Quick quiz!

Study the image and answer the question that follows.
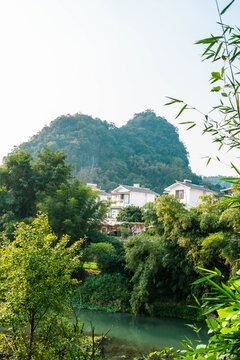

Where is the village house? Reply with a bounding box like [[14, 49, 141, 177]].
[[164, 179, 217, 208], [87, 183, 111, 202], [110, 184, 159, 219]]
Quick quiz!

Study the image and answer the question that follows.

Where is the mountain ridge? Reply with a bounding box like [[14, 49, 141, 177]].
[[18, 110, 201, 193]]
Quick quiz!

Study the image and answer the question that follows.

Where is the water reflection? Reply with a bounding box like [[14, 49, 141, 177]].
[[78, 309, 208, 350]]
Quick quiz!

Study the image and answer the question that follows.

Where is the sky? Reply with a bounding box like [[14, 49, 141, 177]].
[[0, 0, 239, 176]]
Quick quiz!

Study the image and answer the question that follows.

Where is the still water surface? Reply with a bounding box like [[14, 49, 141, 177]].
[[79, 309, 208, 353]]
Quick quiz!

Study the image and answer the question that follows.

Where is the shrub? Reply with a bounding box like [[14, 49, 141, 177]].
[[80, 273, 131, 312]]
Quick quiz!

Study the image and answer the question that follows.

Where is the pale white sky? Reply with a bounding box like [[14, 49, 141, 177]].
[[0, 0, 239, 176]]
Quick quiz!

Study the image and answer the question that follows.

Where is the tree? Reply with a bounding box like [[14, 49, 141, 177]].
[[0, 150, 37, 219], [0, 213, 91, 359], [37, 179, 108, 243], [141, 201, 163, 234], [0, 149, 107, 242], [116, 205, 143, 223], [84, 242, 116, 263], [34, 147, 73, 194], [0, 148, 73, 232], [155, 194, 187, 234], [124, 233, 164, 315]]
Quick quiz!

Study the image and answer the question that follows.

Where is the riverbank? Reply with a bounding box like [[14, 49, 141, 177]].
[[80, 301, 203, 322]]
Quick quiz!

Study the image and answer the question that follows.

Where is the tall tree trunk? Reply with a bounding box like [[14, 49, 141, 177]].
[[28, 315, 35, 360]]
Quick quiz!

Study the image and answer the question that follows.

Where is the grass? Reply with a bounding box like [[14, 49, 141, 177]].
[[83, 262, 100, 274], [83, 262, 99, 270]]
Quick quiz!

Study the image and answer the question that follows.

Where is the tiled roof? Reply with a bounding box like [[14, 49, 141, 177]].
[[166, 181, 217, 194], [117, 185, 159, 196], [98, 190, 111, 196]]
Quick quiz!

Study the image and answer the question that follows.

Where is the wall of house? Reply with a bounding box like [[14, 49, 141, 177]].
[[188, 189, 213, 208], [130, 192, 156, 207], [168, 184, 188, 205], [168, 185, 213, 208], [109, 187, 158, 222], [188, 189, 203, 208], [111, 193, 130, 206]]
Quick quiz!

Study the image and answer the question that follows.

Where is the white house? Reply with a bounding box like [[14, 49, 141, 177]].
[[110, 184, 159, 219], [86, 183, 111, 202], [164, 179, 217, 208]]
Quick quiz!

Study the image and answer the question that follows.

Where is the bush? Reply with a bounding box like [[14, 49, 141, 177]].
[[85, 231, 127, 274], [88, 230, 125, 255], [80, 273, 131, 312]]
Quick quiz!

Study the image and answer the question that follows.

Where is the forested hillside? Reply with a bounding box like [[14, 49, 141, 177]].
[[18, 110, 201, 193]]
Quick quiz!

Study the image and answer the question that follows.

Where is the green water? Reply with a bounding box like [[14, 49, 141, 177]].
[[79, 309, 208, 357]]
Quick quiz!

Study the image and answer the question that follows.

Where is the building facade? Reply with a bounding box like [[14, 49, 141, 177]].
[[164, 179, 217, 208], [110, 184, 159, 220]]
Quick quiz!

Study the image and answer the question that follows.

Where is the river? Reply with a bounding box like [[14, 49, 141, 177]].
[[78, 309, 208, 359]]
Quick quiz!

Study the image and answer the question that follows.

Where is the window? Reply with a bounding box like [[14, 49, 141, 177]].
[[124, 195, 130, 204], [175, 190, 184, 199], [120, 194, 124, 200]]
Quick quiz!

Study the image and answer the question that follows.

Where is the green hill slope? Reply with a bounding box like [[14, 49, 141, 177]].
[[18, 110, 201, 193]]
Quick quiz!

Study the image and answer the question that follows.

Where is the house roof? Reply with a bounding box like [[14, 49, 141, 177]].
[[165, 181, 217, 195], [112, 185, 159, 196], [220, 187, 234, 193], [98, 190, 111, 197]]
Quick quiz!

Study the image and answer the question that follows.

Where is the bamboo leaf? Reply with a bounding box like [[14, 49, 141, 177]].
[[214, 42, 223, 60], [165, 97, 183, 106], [207, 278, 233, 299], [211, 86, 221, 92], [221, 282, 237, 299], [176, 104, 187, 119], [187, 124, 196, 130], [231, 163, 240, 175], [197, 267, 218, 275], [211, 72, 221, 80], [193, 275, 215, 285], [179, 121, 194, 125], [207, 157, 212, 166], [196, 36, 222, 44], [221, 0, 236, 15]]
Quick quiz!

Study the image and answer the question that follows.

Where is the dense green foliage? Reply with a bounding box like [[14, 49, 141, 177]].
[[116, 205, 143, 222], [80, 273, 131, 312], [0, 148, 107, 241], [86, 230, 127, 274], [37, 179, 108, 244], [0, 214, 101, 360], [79, 193, 240, 318], [124, 194, 240, 315], [17, 110, 202, 194], [79, 229, 133, 312]]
